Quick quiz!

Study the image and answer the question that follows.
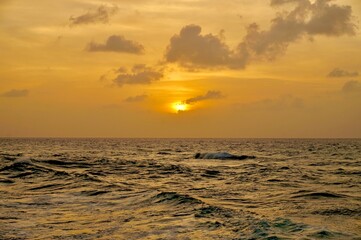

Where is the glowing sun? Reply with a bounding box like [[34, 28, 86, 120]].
[[172, 102, 188, 112]]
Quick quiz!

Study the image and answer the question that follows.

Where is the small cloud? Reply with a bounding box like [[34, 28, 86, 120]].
[[328, 68, 359, 78], [87, 35, 144, 54], [342, 80, 361, 93], [69, 5, 118, 26], [184, 90, 223, 104], [124, 94, 148, 103], [1, 89, 29, 98], [112, 64, 163, 87]]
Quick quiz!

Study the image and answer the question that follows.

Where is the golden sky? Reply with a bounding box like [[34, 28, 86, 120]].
[[0, 0, 360, 137]]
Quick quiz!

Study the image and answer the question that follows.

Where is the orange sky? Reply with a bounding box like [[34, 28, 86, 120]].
[[0, 0, 360, 137]]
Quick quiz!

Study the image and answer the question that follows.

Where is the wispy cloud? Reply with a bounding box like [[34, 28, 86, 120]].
[[1, 89, 29, 98], [124, 94, 148, 103], [184, 90, 223, 104], [87, 35, 144, 54], [69, 5, 118, 26], [328, 68, 359, 78], [240, 95, 304, 111], [342, 80, 361, 94]]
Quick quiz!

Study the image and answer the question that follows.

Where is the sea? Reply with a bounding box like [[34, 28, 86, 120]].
[[0, 138, 360, 239]]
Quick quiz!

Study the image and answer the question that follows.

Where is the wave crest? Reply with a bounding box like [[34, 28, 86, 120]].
[[194, 152, 255, 160]]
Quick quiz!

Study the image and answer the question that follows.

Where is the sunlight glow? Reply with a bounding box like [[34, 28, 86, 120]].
[[172, 102, 189, 113]]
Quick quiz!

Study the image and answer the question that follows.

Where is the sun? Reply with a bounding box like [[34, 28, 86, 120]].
[[172, 102, 188, 112]]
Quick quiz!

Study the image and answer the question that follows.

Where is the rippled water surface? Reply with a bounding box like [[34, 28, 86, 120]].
[[0, 138, 360, 239]]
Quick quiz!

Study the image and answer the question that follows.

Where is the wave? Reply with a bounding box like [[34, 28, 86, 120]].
[[0, 158, 43, 172], [151, 191, 203, 205], [0, 158, 102, 186], [195, 152, 256, 160], [41, 159, 93, 168], [292, 191, 346, 199], [313, 207, 361, 216], [307, 230, 349, 239], [247, 218, 308, 239], [80, 190, 110, 196]]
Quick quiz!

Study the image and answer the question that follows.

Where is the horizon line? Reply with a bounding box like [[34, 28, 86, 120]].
[[0, 137, 360, 140]]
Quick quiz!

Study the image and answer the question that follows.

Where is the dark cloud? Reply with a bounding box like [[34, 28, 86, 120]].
[[164, 25, 245, 69], [165, 0, 356, 69], [69, 5, 118, 26], [184, 90, 223, 104], [1, 89, 29, 98], [87, 35, 144, 54], [238, 0, 356, 61], [328, 68, 359, 78], [113, 65, 163, 87], [305, 1, 355, 36], [342, 80, 361, 93], [124, 94, 148, 103]]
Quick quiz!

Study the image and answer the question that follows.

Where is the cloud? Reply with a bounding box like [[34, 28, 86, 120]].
[[87, 35, 144, 54], [164, 25, 246, 69], [113, 65, 163, 87], [184, 90, 223, 104], [1, 89, 29, 98], [328, 68, 359, 78], [124, 94, 148, 103], [238, 0, 356, 61], [69, 5, 118, 26], [342, 80, 361, 94], [165, 0, 356, 69]]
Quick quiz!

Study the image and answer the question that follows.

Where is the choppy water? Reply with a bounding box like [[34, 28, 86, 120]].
[[0, 138, 360, 239]]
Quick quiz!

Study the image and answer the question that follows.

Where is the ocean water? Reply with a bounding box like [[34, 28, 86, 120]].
[[0, 138, 360, 240]]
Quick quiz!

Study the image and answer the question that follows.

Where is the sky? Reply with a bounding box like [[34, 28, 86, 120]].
[[0, 0, 360, 138]]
